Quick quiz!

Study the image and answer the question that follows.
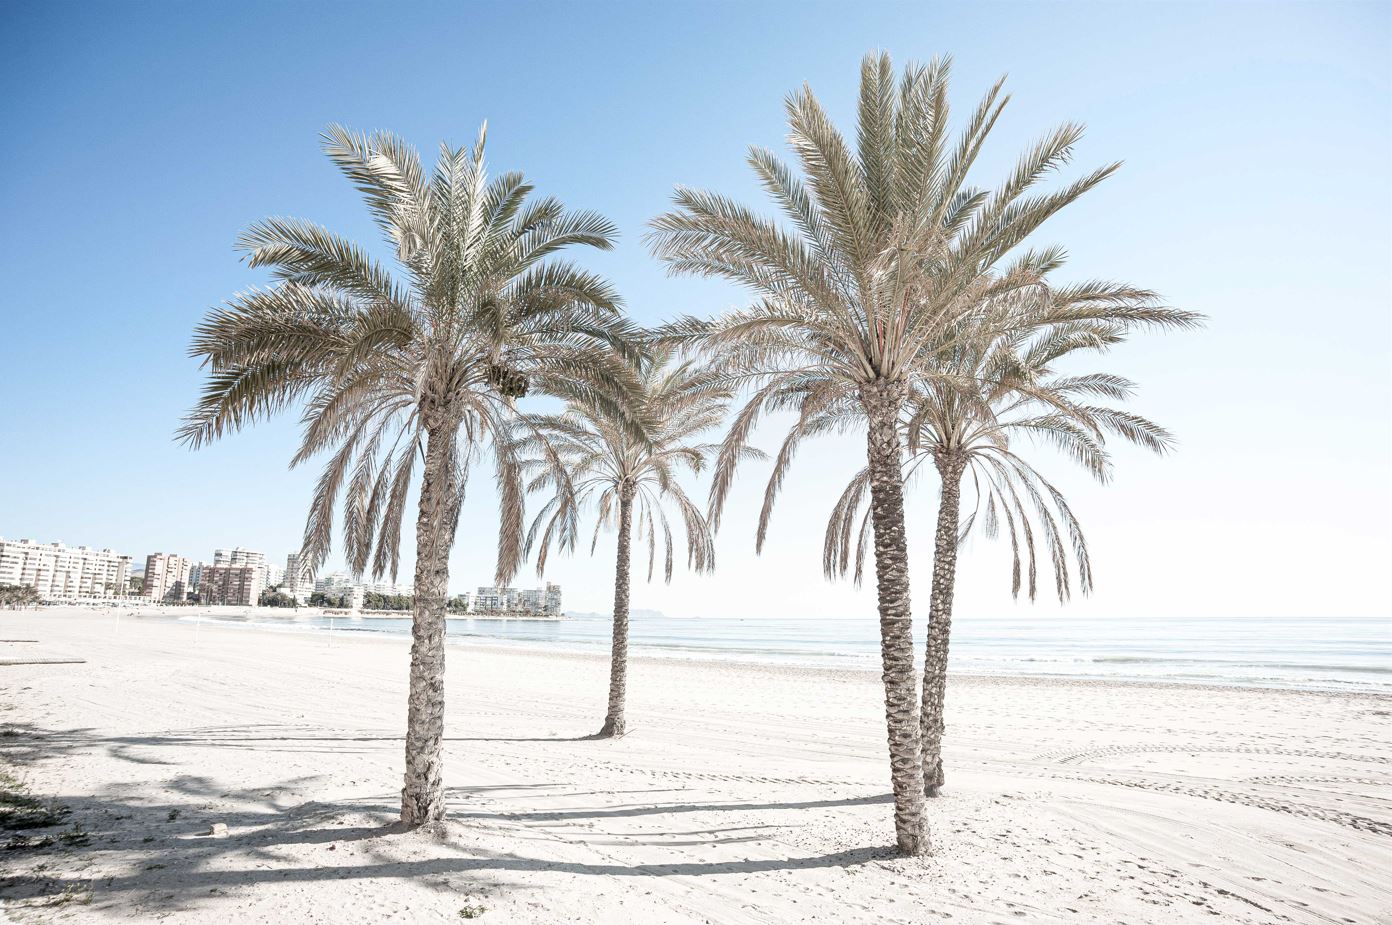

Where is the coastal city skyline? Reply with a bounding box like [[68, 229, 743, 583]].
[[0, 534, 560, 612]]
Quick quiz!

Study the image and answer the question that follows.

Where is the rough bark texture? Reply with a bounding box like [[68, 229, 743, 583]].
[[401, 418, 461, 827], [598, 482, 635, 738], [921, 453, 966, 798], [860, 379, 928, 856]]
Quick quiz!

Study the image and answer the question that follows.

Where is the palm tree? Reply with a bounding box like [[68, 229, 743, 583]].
[[648, 52, 1182, 855], [0, 584, 41, 608], [516, 351, 727, 736], [824, 277, 1199, 797], [179, 124, 640, 826]]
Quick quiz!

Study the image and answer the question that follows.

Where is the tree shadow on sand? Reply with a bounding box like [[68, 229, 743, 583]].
[[1, 722, 901, 917], [0, 720, 597, 763]]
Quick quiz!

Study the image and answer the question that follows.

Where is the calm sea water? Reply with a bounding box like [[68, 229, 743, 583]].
[[179, 611, 1391, 693]]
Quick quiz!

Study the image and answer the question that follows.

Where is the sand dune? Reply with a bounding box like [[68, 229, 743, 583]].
[[1, 609, 1387, 923]]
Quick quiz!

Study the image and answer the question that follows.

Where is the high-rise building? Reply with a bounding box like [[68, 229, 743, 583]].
[[314, 571, 355, 595], [263, 562, 285, 587], [143, 553, 193, 603], [213, 547, 266, 577], [284, 553, 314, 601], [515, 587, 545, 612], [474, 586, 514, 611], [0, 538, 131, 601], [544, 582, 562, 615], [198, 565, 265, 606], [187, 561, 209, 595]]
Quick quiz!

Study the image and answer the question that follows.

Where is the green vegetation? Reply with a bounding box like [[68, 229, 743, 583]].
[[363, 592, 412, 611], [0, 584, 40, 608], [1, 769, 69, 831], [1, 765, 88, 852]]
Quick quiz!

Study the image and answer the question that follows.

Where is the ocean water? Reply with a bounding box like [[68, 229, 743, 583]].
[[179, 611, 1391, 693]]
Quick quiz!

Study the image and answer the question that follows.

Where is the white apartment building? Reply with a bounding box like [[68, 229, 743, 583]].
[[474, 586, 514, 611], [474, 583, 561, 614], [515, 583, 562, 614], [515, 587, 547, 612], [188, 561, 209, 594], [0, 537, 131, 601], [143, 552, 193, 603], [284, 553, 314, 601], [361, 578, 408, 596], [312, 570, 406, 600], [314, 571, 355, 595], [213, 547, 266, 574]]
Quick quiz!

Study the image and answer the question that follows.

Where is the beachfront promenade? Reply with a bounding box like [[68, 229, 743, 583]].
[[1, 608, 1387, 923]]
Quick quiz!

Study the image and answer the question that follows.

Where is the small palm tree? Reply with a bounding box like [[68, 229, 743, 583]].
[[649, 52, 1176, 854], [516, 351, 727, 736], [825, 279, 1198, 796], [180, 124, 640, 826], [0, 584, 41, 608]]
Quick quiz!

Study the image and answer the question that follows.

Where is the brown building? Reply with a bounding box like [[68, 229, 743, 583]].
[[198, 564, 265, 606], [143, 553, 193, 603]]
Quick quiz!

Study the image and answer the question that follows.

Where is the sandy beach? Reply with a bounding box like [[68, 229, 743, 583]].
[[1, 608, 1388, 924]]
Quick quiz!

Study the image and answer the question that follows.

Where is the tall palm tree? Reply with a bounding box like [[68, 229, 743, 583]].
[[516, 351, 727, 736], [179, 124, 640, 826], [824, 278, 1199, 797], [648, 52, 1181, 855]]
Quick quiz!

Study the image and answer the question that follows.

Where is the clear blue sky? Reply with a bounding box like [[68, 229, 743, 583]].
[[1, 1, 1388, 619]]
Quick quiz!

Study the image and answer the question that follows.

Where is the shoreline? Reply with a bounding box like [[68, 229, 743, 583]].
[[331, 626, 1392, 700], [129, 607, 1392, 696], [351, 613, 566, 621]]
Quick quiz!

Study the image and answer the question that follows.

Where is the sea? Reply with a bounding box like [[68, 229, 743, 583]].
[[173, 611, 1391, 694]]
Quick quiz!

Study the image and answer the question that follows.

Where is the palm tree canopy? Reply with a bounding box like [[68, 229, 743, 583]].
[[825, 267, 1200, 600], [647, 50, 1195, 543], [515, 350, 733, 582], [179, 124, 643, 584]]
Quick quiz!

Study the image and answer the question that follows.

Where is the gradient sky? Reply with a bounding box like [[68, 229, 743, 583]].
[[1, 1, 1388, 620]]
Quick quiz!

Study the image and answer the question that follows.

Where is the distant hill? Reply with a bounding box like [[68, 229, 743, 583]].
[[565, 608, 667, 620]]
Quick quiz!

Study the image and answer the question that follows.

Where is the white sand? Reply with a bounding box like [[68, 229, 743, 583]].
[[1, 608, 1388, 923]]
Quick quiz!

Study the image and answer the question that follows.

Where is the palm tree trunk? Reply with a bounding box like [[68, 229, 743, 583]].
[[401, 418, 461, 827], [860, 379, 928, 856], [921, 454, 965, 797], [598, 481, 635, 737]]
